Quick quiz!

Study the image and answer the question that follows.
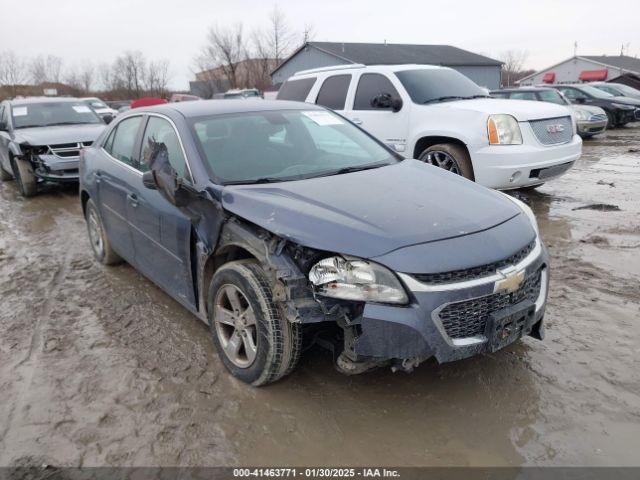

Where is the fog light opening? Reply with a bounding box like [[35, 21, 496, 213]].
[[509, 171, 522, 183]]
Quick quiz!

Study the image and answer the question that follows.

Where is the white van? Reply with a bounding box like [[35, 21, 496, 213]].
[[277, 64, 582, 190]]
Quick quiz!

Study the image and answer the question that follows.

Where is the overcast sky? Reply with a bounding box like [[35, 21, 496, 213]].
[[2, 0, 639, 90]]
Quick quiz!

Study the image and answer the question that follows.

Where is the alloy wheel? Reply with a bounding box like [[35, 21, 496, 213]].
[[214, 284, 258, 368], [87, 207, 105, 258], [425, 150, 461, 175]]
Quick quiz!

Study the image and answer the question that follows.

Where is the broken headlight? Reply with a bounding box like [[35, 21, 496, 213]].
[[308, 256, 408, 304]]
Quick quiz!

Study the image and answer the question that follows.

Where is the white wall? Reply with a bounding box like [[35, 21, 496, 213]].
[[519, 57, 625, 85]]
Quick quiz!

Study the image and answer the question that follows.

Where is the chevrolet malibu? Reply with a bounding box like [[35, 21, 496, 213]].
[[80, 100, 549, 386]]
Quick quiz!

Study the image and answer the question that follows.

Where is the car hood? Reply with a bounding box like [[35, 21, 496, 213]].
[[12, 123, 106, 146], [221, 160, 523, 259], [431, 98, 572, 121], [571, 104, 606, 116]]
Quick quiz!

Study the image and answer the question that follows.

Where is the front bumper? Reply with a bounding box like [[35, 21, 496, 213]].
[[470, 129, 582, 190], [32, 154, 79, 182], [577, 119, 607, 137], [352, 240, 549, 363]]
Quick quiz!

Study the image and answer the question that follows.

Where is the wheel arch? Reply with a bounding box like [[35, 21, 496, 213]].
[[413, 135, 470, 160]]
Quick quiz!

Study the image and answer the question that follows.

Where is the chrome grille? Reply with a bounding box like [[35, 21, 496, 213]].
[[529, 116, 573, 145], [412, 240, 536, 285], [437, 268, 543, 339], [47, 142, 92, 159]]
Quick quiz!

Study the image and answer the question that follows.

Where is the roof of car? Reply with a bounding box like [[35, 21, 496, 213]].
[[7, 96, 83, 106], [137, 99, 323, 117]]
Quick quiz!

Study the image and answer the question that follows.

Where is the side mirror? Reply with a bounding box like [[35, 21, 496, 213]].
[[371, 93, 403, 112], [575, 97, 586, 104], [0, 121, 7, 132], [142, 170, 157, 190], [101, 113, 114, 124], [391, 97, 403, 112]]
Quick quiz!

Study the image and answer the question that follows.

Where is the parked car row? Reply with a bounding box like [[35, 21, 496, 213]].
[[490, 87, 609, 138]]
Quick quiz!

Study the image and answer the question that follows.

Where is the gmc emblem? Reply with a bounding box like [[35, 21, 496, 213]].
[[546, 124, 565, 134]]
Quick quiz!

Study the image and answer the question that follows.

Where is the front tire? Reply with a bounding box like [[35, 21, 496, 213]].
[[0, 162, 13, 181], [418, 143, 474, 181], [11, 157, 37, 197], [208, 260, 302, 386], [84, 198, 122, 265]]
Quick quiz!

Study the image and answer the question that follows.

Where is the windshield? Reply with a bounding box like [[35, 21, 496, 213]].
[[12, 101, 103, 129], [613, 83, 640, 97], [538, 90, 568, 105], [395, 68, 487, 104], [580, 85, 614, 99], [191, 109, 398, 184]]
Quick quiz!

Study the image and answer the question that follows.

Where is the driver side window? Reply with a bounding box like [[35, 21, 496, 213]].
[[354, 73, 400, 111], [140, 116, 191, 182], [560, 88, 584, 100]]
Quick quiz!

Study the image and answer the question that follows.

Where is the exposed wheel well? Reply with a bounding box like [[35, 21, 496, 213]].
[[413, 136, 469, 160], [202, 244, 257, 315]]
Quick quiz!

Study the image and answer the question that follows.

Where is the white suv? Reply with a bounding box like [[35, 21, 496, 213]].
[[277, 64, 582, 190]]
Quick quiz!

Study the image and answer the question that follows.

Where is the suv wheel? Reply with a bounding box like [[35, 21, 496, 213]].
[[84, 199, 122, 265], [11, 157, 37, 197], [419, 143, 474, 180], [208, 260, 302, 386]]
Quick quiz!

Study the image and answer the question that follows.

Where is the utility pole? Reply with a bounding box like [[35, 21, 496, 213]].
[[573, 41, 578, 57]]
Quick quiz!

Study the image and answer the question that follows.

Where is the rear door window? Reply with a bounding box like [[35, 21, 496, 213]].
[[353, 73, 400, 110], [315, 75, 351, 110], [104, 116, 143, 166], [276, 77, 317, 101]]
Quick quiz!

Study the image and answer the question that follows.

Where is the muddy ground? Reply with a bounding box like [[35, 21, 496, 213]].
[[0, 126, 639, 467]]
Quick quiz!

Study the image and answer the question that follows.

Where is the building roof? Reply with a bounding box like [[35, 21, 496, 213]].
[[272, 42, 502, 75], [517, 55, 640, 84], [580, 55, 640, 73]]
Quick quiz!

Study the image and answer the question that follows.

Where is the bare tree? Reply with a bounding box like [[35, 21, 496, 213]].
[[30, 54, 64, 84], [113, 51, 147, 98], [254, 5, 295, 65], [0, 51, 28, 87], [197, 23, 247, 90], [145, 59, 170, 97], [499, 50, 530, 87], [79, 61, 94, 93], [301, 23, 316, 45]]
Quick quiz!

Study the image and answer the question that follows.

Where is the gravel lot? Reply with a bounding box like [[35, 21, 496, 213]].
[[0, 125, 639, 467]]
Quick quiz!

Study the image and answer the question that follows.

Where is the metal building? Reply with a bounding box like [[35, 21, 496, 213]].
[[518, 55, 640, 88], [270, 42, 503, 89]]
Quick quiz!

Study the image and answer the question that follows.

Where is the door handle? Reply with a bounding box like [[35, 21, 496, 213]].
[[95, 171, 102, 184], [351, 118, 363, 125], [127, 193, 138, 207]]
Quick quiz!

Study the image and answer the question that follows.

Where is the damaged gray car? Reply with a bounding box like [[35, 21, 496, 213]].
[[0, 97, 106, 196], [79, 100, 549, 386]]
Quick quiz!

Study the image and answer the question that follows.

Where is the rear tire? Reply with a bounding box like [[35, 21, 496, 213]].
[[208, 260, 302, 386], [84, 198, 122, 265], [11, 157, 37, 197], [418, 143, 474, 181]]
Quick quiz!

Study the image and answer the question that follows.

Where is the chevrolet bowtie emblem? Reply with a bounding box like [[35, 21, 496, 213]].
[[494, 267, 525, 294]]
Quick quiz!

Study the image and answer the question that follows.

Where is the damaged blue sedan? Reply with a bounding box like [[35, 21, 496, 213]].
[[79, 100, 549, 386]]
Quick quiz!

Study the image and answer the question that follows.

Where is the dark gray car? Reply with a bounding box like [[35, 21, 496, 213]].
[[0, 97, 106, 196], [79, 100, 549, 386]]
